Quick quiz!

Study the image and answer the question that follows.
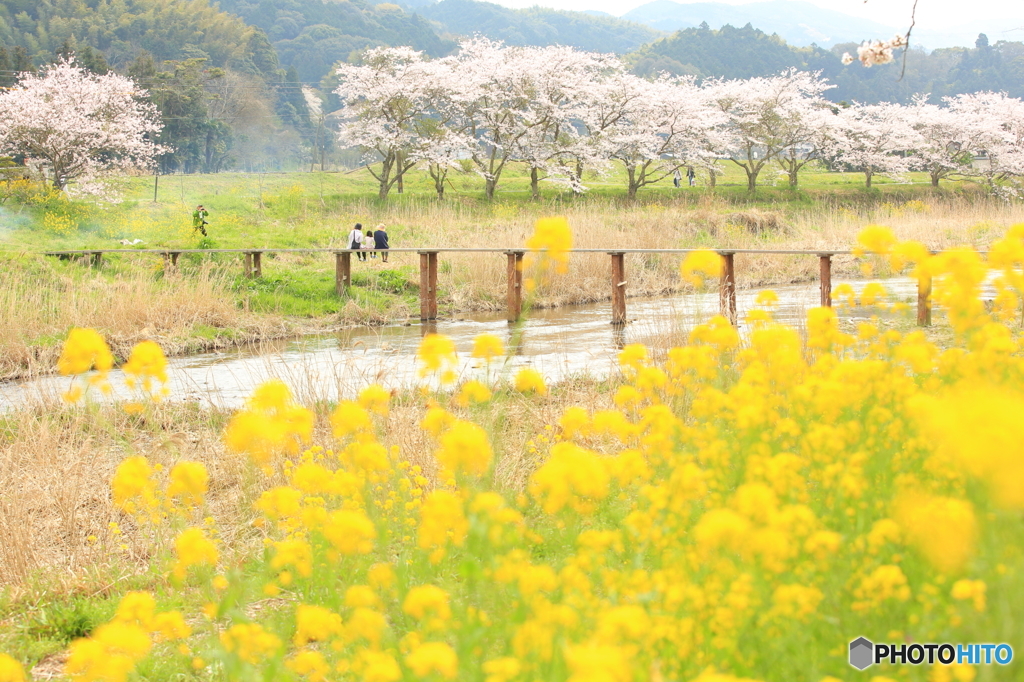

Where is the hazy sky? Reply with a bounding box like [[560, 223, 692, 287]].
[[490, 0, 1024, 31]]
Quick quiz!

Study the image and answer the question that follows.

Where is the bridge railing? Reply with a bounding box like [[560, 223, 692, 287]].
[[42, 247, 935, 327]]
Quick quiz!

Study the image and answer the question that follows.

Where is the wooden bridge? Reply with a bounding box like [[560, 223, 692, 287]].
[[43, 247, 934, 327]]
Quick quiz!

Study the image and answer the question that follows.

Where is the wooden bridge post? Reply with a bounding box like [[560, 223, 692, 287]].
[[610, 252, 626, 325], [917, 273, 932, 327], [419, 251, 439, 321], [252, 251, 263, 278], [335, 251, 351, 296], [244, 252, 254, 279], [819, 254, 832, 307], [429, 252, 438, 320], [506, 250, 524, 322], [91, 251, 103, 268], [171, 252, 180, 267], [719, 251, 736, 325]]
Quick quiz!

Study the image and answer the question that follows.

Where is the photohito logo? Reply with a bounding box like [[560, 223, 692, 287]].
[[849, 637, 1013, 670]]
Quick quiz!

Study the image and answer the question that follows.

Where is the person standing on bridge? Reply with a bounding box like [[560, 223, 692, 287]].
[[348, 222, 367, 262], [373, 223, 389, 263], [192, 205, 209, 236]]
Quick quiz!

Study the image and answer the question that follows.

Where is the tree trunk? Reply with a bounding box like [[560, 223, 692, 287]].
[[485, 177, 497, 200], [789, 169, 799, 188], [530, 167, 540, 200], [396, 152, 404, 194], [746, 168, 758, 192], [931, 172, 940, 187], [574, 159, 584, 196], [430, 164, 446, 200], [865, 170, 873, 189], [708, 170, 717, 188], [626, 166, 639, 201]]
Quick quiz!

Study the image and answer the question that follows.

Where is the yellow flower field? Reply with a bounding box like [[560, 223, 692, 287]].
[[3, 221, 1024, 682]]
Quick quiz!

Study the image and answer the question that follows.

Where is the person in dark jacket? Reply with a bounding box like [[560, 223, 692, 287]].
[[373, 224, 389, 263]]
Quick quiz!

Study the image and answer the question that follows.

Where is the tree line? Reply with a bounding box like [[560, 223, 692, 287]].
[[334, 40, 1024, 201]]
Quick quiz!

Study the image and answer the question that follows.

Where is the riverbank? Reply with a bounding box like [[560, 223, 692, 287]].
[[2, 171, 1021, 378]]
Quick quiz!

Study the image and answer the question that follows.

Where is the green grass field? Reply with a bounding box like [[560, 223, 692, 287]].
[[0, 161, 1011, 379]]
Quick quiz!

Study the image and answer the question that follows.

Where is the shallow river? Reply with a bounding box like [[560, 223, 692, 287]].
[[0, 277, 943, 409]]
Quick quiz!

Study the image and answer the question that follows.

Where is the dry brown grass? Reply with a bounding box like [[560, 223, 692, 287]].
[[0, 381, 616, 592], [375, 193, 1024, 312], [0, 259, 283, 380], [3, 193, 1020, 375]]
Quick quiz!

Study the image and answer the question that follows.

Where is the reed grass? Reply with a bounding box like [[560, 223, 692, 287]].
[[0, 378, 615, 594], [3, 182, 1022, 377]]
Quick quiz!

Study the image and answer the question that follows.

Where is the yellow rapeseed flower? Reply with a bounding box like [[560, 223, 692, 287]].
[[293, 605, 344, 646], [0, 654, 26, 682], [219, 623, 281, 665], [358, 384, 391, 416], [111, 456, 159, 519], [402, 585, 452, 621], [122, 340, 168, 393], [321, 509, 376, 555], [65, 621, 151, 682], [895, 492, 977, 574], [436, 420, 493, 476], [680, 249, 723, 287], [456, 379, 492, 407], [418, 490, 468, 560], [525, 216, 573, 275], [224, 380, 314, 463], [173, 528, 218, 579], [418, 334, 459, 384], [472, 333, 505, 361], [166, 461, 208, 508], [285, 651, 329, 682], [855, 224, 898, 255], [58, 328, 114, 376], [514, 368, 547, 395], [405, 642, 458, 680]]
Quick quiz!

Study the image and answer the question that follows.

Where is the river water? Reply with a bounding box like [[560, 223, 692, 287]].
[[0, 277, 936, 409]]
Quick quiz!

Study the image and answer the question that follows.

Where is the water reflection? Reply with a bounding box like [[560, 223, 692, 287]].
[[0, 277, 966, 410]]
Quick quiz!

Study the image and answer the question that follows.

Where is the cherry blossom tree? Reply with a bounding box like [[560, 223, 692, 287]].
[[553, 70, 648, 195], [438, 39, 616, 201], [409, 120, 474, 200], [907, 96, 989, 187], [947, 92, 1024, 197], [590, 75, 721, 200], [433, 38, 533, 201], [509, 46, 619, 199], [705, 70, 834, 192], [334, 47, 440, 201], [829, 102, 921, 188], [0, 60, 164, 194]]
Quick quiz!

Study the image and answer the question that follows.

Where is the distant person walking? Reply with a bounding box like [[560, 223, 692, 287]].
[[348, 222, 367, 261], [673, 169, 681, 188], [687, 167, 696, 186], [192, 205, 209, 236], [373, 224, 389, 263], [363, 228, 377, 259]]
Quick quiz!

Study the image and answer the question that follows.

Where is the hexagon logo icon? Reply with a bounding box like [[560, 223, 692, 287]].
[[849, 637, 874, 670]]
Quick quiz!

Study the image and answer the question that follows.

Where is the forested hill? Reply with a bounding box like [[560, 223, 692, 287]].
[[0, 0, 257, 69], [631, 23, 1024, 103], [2, 0, 1022, 174], [417, 0, 662, 54], [213, 0, 455, 82]]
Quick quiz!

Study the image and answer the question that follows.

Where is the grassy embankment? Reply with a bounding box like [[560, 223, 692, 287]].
[[0, 162, 1021, 379], [1, 165, 1023, 679]]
